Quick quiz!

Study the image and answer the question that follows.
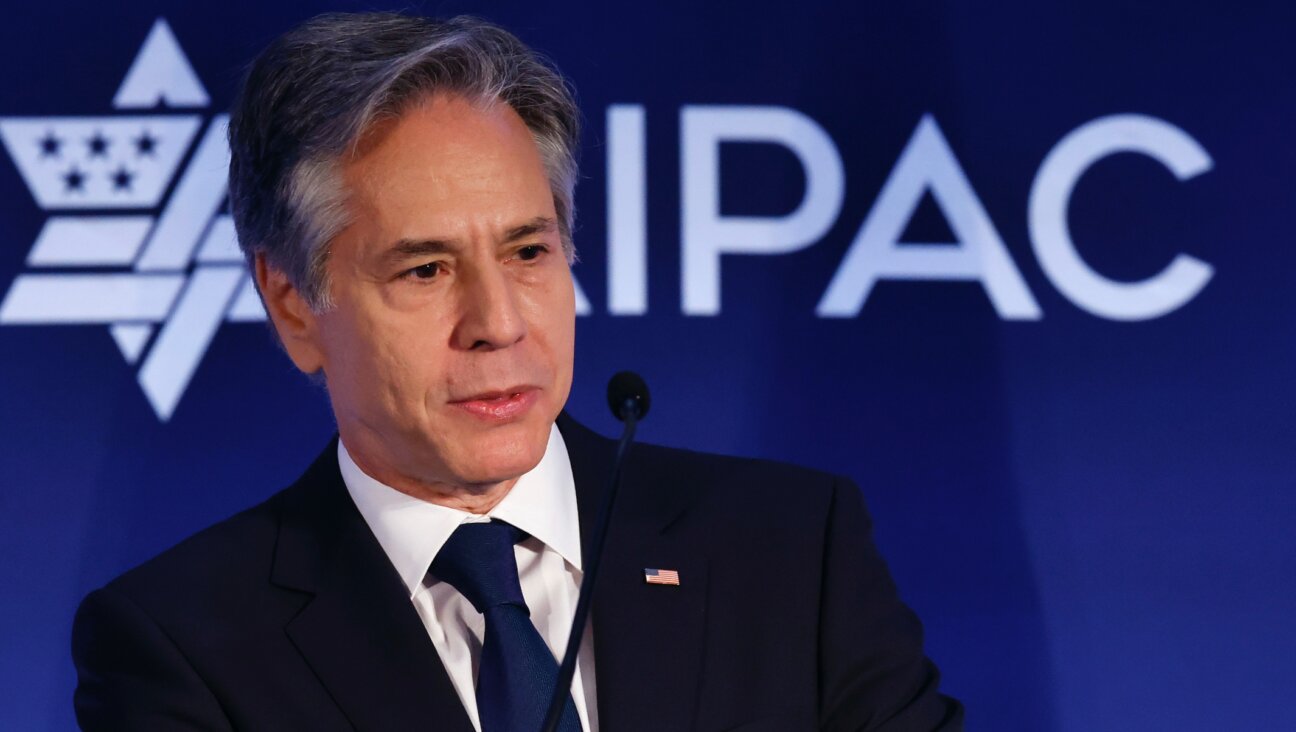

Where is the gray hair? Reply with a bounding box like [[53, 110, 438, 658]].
[[228, 13, 581, 309]]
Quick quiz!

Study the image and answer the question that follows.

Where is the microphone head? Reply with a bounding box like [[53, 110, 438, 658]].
[[607, 371, 650, 422]]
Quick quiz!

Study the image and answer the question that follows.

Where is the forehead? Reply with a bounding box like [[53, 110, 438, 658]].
[[340, 93, 555, 238]]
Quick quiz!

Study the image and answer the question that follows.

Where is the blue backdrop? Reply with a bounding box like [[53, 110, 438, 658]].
[[2, 2, 1293, 730]]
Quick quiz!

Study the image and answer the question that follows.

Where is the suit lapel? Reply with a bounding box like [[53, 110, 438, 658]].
[[559, 414, 709, 732], [271, 441, 474, 732]]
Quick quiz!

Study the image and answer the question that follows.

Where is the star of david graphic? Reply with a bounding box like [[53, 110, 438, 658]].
[[0, 18, 266, 421]]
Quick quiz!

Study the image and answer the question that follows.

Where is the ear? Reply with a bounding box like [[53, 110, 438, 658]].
[[254, 253, 326, 375]]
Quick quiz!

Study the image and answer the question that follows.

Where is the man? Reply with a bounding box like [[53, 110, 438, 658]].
[[72, 12, 963, 731]]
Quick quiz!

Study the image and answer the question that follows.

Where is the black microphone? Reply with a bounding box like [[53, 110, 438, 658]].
[[606, 370, 650, 423], [540, 371, 650, 732]]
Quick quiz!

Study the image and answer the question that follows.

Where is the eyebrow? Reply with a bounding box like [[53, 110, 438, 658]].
[[503, 216, 558, 243], [386, 239, 452, 259], [382, 217, 559, 266]]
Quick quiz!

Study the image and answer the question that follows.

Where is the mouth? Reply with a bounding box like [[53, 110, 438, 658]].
[[448, 386, 541, 422]]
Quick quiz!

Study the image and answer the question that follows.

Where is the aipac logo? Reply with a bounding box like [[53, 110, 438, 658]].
[[0, 19, 264, 421]]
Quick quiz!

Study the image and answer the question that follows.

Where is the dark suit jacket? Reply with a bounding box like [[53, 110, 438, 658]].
[[73, 415, 963, 731]]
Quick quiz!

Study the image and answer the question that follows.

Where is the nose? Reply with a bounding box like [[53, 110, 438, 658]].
[[451, 261, 527, 351]]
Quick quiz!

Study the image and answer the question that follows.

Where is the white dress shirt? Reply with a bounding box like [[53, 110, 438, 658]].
[[339, 425, 598, 732]]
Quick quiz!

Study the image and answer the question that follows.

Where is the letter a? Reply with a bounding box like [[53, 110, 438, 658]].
[[817, 115, 1041, 319]]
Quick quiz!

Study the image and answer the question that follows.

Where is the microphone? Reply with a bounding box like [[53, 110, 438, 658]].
[[607, 370, 650, 422], [540, 371, 650, 732]]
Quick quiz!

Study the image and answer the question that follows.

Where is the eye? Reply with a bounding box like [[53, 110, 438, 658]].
[[516, 244, 548, 262], [406, 262, 443, 280]]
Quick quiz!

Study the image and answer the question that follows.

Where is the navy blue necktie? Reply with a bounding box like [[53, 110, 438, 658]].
[[430, 521, 582, 732]]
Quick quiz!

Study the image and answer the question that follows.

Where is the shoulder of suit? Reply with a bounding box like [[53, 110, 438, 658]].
[[100, 439, 343, 608], [625, 439, 852, 524], [99, 482, 294, 610], [630, 439, 839, 484]]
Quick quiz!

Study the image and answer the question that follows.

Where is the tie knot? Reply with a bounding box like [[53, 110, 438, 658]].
[[429, 521, 529, 614]]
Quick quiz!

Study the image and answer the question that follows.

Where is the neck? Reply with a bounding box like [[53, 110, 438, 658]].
[[340, 434, 518, 515]]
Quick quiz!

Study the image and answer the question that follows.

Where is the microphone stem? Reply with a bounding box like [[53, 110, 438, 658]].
[[540, 409, 638, 732]]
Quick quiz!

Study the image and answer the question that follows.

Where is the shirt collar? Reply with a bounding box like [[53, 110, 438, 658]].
[[339, 424, 582, 598]]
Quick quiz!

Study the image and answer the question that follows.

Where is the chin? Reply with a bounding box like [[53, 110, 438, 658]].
[[446, 418, 550, 485]]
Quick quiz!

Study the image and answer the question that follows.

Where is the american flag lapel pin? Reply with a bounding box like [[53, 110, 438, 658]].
[[643, 568, 680, 586]]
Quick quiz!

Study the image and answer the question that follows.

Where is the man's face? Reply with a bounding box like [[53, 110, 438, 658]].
[[268, 93, 575, 492]]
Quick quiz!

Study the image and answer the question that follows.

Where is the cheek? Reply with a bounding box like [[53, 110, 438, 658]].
[[553, 273, 577, 357], [321, 303, 434, 413], [530, 269, 576, 398], [521, 269, 574, 344], [366, 318, 451, 402]]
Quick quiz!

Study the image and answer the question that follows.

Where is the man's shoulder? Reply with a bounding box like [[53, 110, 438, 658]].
[[100, 486, 290, 611], [633, 438, 840, 487], [560, 414, 850, 528], [94, 441, 342, 621], [626, 437, 849, 528]]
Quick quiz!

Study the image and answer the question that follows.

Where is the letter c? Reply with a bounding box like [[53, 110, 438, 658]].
[[1028, 114, 1214, 321]]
